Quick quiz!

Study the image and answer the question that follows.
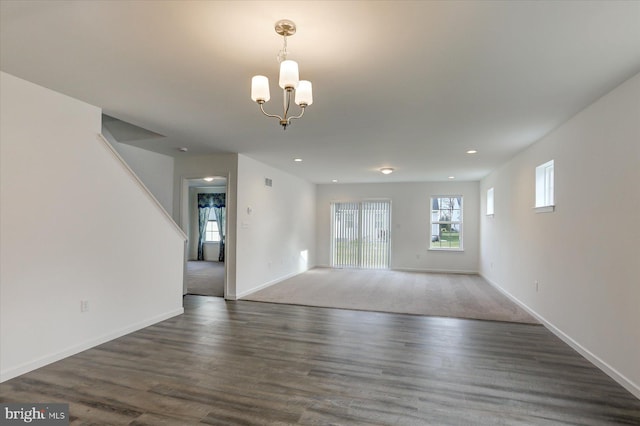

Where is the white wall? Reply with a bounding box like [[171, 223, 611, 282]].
[[188, 185, 226, 261], [479, 72, 640, 397], [174, 154, 238, 296], [235, 154, 316, 298], [0, 72, 185, 382], [103, 128, 175, 215], [316, 182, 479, 273]]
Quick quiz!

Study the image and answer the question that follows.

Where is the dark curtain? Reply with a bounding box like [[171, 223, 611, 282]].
[[197, 205, 211, 260], [197, 193, 226, 261], [211, 206, 225, 261]]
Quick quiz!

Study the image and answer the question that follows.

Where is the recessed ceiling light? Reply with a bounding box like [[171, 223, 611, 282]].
[[448, 176, 455, 179], [203, 177, 214, 182], [466, 150, 477, 154], [332, 179, 338, 183], [294, 158, 303, 162], [178, 147, 188, 152], [380, 167, 394, 175]]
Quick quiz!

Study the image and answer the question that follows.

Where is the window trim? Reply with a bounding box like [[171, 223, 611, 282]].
[[429, 195, 464, 252], [534, 205, 555, 214]]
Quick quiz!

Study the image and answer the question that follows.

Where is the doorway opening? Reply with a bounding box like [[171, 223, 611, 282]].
[[183, 176, 227, 297]]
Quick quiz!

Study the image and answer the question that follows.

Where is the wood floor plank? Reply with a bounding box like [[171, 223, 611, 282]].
[[1, 295, 639, 425]]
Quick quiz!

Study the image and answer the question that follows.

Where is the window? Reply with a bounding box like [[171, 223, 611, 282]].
[[486, 187, 494, 215], [535, 160, 554, 210], [430, 196, 463, 250], [205, 220, 220, 242]]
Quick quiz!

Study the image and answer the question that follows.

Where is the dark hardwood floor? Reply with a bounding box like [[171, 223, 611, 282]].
[[1, 296, 639, 425]]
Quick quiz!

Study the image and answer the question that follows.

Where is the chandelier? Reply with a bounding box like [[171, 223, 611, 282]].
[[250, 19, 313, 130]]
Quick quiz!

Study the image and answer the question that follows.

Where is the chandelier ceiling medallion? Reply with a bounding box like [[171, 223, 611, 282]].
[[250, 19, 313, 130]]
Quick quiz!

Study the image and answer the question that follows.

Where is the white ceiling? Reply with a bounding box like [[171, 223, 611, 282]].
[[2, 1, 639, 183]]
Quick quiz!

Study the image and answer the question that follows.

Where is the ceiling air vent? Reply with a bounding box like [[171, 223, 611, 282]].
[[265, 178, 273, 187]]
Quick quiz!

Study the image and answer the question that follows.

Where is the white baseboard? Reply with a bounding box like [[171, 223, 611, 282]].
[[393, 267, 478, 275], [235, 270, 306, 299], [314, 265, 478, 275], [480, 273, 640, 400], [0, 308, 184, 383]]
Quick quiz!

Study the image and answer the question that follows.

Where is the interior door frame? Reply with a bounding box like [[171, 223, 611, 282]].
[[179, 174, 230, 298]]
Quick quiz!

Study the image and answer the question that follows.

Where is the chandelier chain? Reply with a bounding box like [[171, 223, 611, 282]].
[[277, 35, 288, 63]]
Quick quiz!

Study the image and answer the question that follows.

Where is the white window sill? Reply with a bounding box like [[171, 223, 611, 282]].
[[534, 205, 555, 213], [428, 248, 464, 252], [486, 213, 494, 218]]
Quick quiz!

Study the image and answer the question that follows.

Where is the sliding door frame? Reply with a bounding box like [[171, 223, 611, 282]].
[[330, 199, 392, 269]]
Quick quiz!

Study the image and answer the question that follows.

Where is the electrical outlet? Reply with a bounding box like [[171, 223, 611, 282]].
[[80, 300, 89, 313]]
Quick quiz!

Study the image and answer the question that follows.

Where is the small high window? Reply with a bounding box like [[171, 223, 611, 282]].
[[535, 160, 554, 211], [486, 187, 494, 215]]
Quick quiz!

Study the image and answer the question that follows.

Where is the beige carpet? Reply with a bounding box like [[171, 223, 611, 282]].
[[243, 268, 538, 324], [186, 261, 224, 297]]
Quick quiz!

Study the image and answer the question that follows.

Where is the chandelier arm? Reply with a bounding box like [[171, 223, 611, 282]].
[[286, 105, 306, 124], [283, 89, 291, 120], [259, 102, 283, 121]]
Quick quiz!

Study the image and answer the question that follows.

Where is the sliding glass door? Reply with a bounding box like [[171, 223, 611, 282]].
[[331, 200, 390, 269]]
